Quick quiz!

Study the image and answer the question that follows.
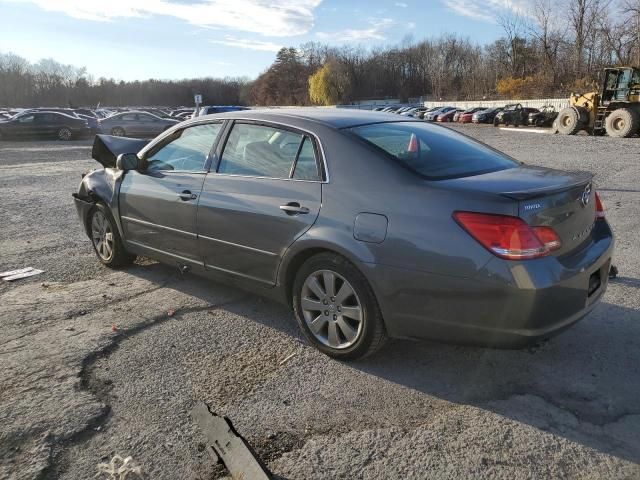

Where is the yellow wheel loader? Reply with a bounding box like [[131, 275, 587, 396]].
[[555, 67, 640, 137]]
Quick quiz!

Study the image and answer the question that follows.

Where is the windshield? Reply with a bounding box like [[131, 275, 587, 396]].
[[350, 122, 518, 180]]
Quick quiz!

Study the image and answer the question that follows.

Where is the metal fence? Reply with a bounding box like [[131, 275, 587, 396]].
[[423, 98, 569, 110]]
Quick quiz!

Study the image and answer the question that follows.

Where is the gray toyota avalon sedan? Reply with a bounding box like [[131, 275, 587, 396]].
[[73, 108, 614, 360]]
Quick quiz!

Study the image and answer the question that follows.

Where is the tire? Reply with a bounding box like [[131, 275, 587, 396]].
[[88, 203, 135, 268], [292, 253, 386, 360], [58, 127, 72, 141], [605, 108, 639, 138], [556, 107, 582, 135], [493, 118, 500, 127], [111, 127, 125, 137]]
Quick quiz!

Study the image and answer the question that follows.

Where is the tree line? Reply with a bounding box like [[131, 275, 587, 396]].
[[0, 53, 252, 108], [1, 0, 639, 108]]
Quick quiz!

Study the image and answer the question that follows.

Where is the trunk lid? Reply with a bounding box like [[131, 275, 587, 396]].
[[440, 166, 596, 256], [517, 179, 596, 256]]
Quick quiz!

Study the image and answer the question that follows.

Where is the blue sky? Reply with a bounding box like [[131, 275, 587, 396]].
[[0, 1, 531, 81]]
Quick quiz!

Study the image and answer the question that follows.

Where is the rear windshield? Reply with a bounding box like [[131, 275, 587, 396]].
[[350, 122, 518, 180]]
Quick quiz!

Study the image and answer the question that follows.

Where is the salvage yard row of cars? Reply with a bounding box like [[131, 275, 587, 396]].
[[374, 104, 559, 127], [0, 103, 560, 141], [0, 105, 248, 140]]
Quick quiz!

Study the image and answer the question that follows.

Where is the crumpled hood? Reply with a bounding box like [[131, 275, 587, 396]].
[[91, 134, 150, 168]]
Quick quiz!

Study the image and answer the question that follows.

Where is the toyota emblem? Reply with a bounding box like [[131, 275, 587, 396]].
[[581, 183, 592, 207]]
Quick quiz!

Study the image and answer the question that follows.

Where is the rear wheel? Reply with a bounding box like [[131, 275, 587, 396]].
[[292, 253, 386, 360], [58, 127, 72, 141], [556, 107, 582, 135], [111, 127, 125, 137], [605, 108, 639, 138], [89, 203, 135, 268]]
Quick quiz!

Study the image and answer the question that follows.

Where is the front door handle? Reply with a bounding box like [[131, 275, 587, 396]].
[[280, 202, 310, 215], [177, 190, 197, 201]]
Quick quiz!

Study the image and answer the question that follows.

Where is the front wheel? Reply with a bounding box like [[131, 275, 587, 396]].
[[556, 107, 582, 135], [292, 253, 386, 360], [111, 127, 125, 137], [89, 203, 135, 268]]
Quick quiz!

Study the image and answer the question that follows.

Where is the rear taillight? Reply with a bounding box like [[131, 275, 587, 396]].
[[595, 192, 605, 219], [453, 211, 561, 260]]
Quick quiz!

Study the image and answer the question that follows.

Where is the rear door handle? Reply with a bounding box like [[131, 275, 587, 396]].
[[177, 190, 197, 201], [280, 202, 310, 215]]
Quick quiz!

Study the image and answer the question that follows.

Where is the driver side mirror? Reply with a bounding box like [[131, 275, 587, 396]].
[[116, 153, 140, 171]]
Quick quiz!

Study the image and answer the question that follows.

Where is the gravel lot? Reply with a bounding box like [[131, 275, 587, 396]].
[[1, 126, 639, 479]]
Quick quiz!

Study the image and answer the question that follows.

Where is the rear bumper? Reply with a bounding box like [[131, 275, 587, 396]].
[[362, 221, 614, 347]]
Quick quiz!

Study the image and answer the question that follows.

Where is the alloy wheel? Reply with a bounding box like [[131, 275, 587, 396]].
[[58, 128, 72, 140], [91, 210, 114, 261], [300, 269, 363, 349]]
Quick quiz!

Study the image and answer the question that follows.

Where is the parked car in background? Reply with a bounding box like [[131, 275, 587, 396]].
[[400, 107, 428, 118], [19, 107, 82, 119], [424, 106, 455, 121], [528, 105, 558, 127], [98, 111, 179, 137], [74, 108, 99, 118], [77, 113, 100, 134], [458, 107, 486, 123], [408, 107, 430, 118], [174, 111, 194, 120], [494, 104, 540, 127], [169, 109, 194, 119], [139, 108, 175, 119], [472, 107, 503, 124], [95, 109, 114, 118], [0, 111, 90, 140], [437, 108, 464, 122], [75, 108, 613, 360], [198, 105, 250, 116]]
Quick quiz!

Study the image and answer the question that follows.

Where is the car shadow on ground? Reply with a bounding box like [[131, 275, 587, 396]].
[[124, 262, 640, 465]]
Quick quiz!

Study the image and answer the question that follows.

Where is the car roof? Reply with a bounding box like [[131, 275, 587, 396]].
[[194, 107, 418, 129]]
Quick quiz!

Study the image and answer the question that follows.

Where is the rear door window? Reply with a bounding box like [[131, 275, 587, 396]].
[[292, 137, 319, 181], [350, 122, 517, 180]]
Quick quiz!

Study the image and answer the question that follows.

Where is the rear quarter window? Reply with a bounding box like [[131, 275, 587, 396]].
[[350, 122, 518, 180]]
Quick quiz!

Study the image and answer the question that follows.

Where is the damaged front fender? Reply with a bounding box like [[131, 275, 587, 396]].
[[74, 134, 150, 238], [73, 168, 124, 237]]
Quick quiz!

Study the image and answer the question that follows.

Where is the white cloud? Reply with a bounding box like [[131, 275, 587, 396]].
[[210, 36, 283, 52], [7, 0, 322, 37], [316, 18, 395, 42], [442, 0, 533, 23], [395, 2, 408, 7]]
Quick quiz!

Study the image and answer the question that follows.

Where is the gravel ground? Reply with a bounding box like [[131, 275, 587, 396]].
[[1, 127, 639, 480]]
